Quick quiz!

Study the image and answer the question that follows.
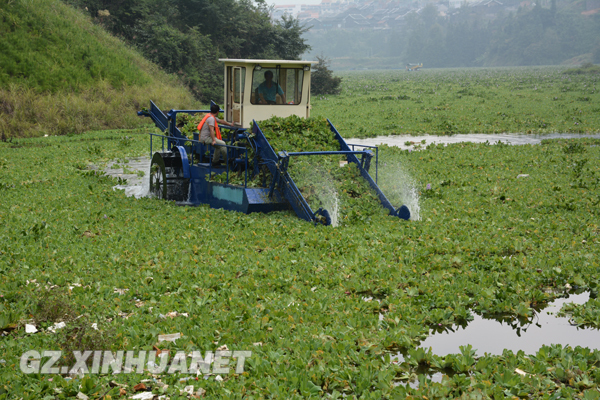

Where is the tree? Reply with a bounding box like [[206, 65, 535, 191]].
[[65, 0, 310, 101], [593, 42, 600, 64], [311, 56, 341, 95], [270, 15, 311, 60], [421, 23, 445, 67]]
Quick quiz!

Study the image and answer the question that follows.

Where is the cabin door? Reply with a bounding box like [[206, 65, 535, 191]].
[[231, 67, 244, 126]]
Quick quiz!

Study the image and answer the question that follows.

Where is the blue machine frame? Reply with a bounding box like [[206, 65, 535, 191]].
[[139, 101, 410, 224]]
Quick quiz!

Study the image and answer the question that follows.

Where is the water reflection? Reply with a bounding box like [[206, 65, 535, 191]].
[[348, 133, 600, 150], [394, 372, 444, 390], [419, 292, 598, 356]]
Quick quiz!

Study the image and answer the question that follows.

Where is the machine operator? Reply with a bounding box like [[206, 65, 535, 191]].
[[257, 70, 286, 105], [198, 104, 235, 167]]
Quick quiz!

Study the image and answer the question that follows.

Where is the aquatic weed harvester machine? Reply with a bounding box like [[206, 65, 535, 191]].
[[138, 59, 410, 225]]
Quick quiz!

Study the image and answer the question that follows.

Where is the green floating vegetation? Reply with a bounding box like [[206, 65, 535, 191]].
[[313, 66, 600, 137], [1, 130, 600, 398], [258, 115, 340, 153], [559, 297, 600, 329]]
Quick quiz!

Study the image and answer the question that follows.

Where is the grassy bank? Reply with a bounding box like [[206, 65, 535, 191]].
[[0, 0, 197, 138], [0, 81, 193, 138], [1, 130, 599, 397]]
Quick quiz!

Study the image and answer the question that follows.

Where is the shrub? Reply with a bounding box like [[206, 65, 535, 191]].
[[311, 56, 342, 95], [564, 62, 600, 75], [593, 43, 600, 65]]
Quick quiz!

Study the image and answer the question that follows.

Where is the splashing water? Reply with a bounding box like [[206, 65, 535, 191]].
[[318, 186, 340, 227], [377, 160, 420, 221], [400, 184, 421, 221], [292, 159, 342, 226]]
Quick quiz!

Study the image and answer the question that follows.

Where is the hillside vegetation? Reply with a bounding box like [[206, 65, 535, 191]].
[[65, 0, 310, 101], [0, 0, 197, 138]]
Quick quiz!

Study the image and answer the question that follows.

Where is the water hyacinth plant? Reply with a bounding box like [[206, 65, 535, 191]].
[[312, 66, 600, 138], [1, 128, 600, 397]]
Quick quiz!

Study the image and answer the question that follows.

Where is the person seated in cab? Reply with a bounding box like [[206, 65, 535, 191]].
[[197, 104, 235, 167], [257, 70, 285, 105]]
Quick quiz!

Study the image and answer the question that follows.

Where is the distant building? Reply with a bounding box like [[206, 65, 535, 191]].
[[519, 0, 535, 8], [300, 11, 320, 19], [343, 13, 371, 29], [473, 0, 504, 7], [470, 0, 505, 19], [583, 0, 600, 13], [302, 17, 322, 30], [300, 0, 515, 30], [449, 0, 470, 8], [271, 4, 301, 19], [449, 0, 503, 8]]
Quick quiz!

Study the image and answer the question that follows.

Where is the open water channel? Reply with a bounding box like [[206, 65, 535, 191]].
[[104, 157, 151, 198], [393, 291, 597, 387], [417, 292, 596, 356], [347, 132, 600, 150]]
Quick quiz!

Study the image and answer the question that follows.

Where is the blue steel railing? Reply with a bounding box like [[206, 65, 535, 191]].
[[328, 120, 402, 218], [282, 150, 375, 172], [148, 133, 249, 187], [347, 143, 379, 184], [149, 132, 167, 155], [252, 121, 316, 223]]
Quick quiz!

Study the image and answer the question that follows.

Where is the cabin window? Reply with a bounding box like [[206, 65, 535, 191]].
[[228, 67, 245, 104], [250, 68, 304, 105]]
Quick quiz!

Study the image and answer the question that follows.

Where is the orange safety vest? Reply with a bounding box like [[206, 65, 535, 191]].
[[197, 113, 222, 140]]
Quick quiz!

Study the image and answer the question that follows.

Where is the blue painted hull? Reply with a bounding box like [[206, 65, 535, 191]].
[[182, 164, 290, 214], [142, 101, 411, 223]]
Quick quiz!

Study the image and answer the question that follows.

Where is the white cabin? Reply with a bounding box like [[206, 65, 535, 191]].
[[219, 59, 318, 129]]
